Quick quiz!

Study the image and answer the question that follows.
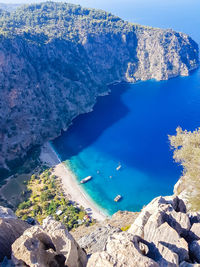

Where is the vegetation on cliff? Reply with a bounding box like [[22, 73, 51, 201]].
[[169, 127, 200, 210], [0, 2, 133, 40]]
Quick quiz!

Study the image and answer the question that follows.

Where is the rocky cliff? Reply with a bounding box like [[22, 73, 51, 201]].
[[0, 2, 199, 174], [1, 195, 200, 266]]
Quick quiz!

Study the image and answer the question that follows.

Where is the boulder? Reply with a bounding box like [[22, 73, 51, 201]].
[[189, 240, 200, 263], [0, 218, 30, 262], [12, 217, 88, 267], [144, 222, 189, 263], [87, 232, 159, 267], [78, 225, 121, 254], [128, 195, 187, 237], [189, 223, 200, 241], [0, 206, 17, 219], [12, 226, 65, 267], [43, 216, 87, 267], [126, 196, 192, 264]]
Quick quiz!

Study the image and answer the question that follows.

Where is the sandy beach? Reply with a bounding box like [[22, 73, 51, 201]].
[[40, 142, 108, 221]]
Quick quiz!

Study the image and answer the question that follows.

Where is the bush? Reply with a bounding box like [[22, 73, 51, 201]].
[[121, 225, 131, 231], [18, 200, 32, 210]]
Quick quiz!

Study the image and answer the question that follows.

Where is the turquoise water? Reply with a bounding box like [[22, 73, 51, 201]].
[[52, 0, 200, 215]]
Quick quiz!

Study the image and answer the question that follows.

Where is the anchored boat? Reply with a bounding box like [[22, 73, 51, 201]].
[[80, 176, 92, 184], [116, 164, 121, 171], [114, 195, 122, 202]]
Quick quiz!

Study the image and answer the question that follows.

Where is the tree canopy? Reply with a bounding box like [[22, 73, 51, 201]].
[[0, 2, 135, 42]]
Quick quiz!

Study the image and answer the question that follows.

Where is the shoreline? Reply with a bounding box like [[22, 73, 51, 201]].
[[40, 142, 108, 221]]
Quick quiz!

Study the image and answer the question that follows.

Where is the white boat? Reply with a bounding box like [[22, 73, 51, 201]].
[[114, 195, 122, 202], [80, 176, 92, 184], [116, 164, 121, 171]]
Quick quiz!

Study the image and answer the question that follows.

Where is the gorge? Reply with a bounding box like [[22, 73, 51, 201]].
[[0, 1, 199, 176], [1, 1, 200, 266]]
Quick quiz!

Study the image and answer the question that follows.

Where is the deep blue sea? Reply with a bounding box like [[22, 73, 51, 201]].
[[52, 0, 200, 215]]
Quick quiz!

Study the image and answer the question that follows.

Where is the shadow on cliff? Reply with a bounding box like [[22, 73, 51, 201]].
[[52, 82, 130, 160]]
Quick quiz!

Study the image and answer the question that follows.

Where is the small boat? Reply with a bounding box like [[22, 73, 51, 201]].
[[80, 176, 92, 184], [114, 195, 122, 202], [116, 164, 121, 171]]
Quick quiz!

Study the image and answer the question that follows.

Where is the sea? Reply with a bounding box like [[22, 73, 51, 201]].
[[52, 0, 200, 215]]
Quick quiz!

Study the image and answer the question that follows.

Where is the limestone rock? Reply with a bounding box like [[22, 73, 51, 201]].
[[12, 226, 65, 267], [43, 216, 87, 267], [180, 262, 200, 267], [83, 196, 200, 266], [145, 222, 189, 263], [87, 233, 159, 267], [12, 218, 87, 267], [78, 225, 121, 254], [189, 240, 200, 263], [189, 223, 200, 240], [0, 218, 30, 262], [0, 206, 17, 219], [129, 197, 190, 237]]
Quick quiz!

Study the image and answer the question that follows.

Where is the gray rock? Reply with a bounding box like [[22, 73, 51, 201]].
[[78, 225, 121, 254], [189, 223, 200, 241], [128, 195, 187, 237], [12, 217, 87, 267], [12, 226, 62, 267], [144, 222, 189, 264], [189, 240, 200, 263], [189, 212, 200, 225], [87, 233, 159, 267], [180, 262, 200, 267], [0, 207, 17, 219], [43, 216, 87, 267], [0, 218, 30, 262]]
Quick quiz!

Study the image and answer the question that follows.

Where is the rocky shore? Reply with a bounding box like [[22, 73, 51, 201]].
[[1, 195, 200, 266]]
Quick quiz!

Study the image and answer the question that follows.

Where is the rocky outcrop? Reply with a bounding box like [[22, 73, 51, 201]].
[[78, 225, 121, 255], [2, 195, 200, 266], [87, 196, 200, 266], [71, 210, 138, 242], [0, 2, 198, 174], [43, 217, 87, 267], [87, 233, 159, 267], [0, 206, 17, 219], [0, 209, 30, 262], [12, 226, 62, 267], [11, 217, 87, 267]]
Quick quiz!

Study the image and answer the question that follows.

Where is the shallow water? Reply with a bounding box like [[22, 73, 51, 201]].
[[53, 0, 200, 215]]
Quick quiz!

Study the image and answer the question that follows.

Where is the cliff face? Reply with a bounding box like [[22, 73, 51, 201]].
[[0, 2, 199, 173]]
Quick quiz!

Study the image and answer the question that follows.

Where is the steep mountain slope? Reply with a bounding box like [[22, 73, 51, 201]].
[[0, 2, 198, 175]]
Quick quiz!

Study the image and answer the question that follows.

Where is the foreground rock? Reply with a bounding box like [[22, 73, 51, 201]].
[[0, 206, 17, 219], [11, 216, 87, 267], [0, 217, 30, 262], [72, 210, 138, 242], [2, 195, 200, 266], [87, 196, 200, 266], [43, 217, 87, 267], [78, 225, 121, 255], [87, 233, 159, 267]]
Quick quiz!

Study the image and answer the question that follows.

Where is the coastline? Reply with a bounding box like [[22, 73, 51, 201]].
[[40, 142, 108, 221]]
